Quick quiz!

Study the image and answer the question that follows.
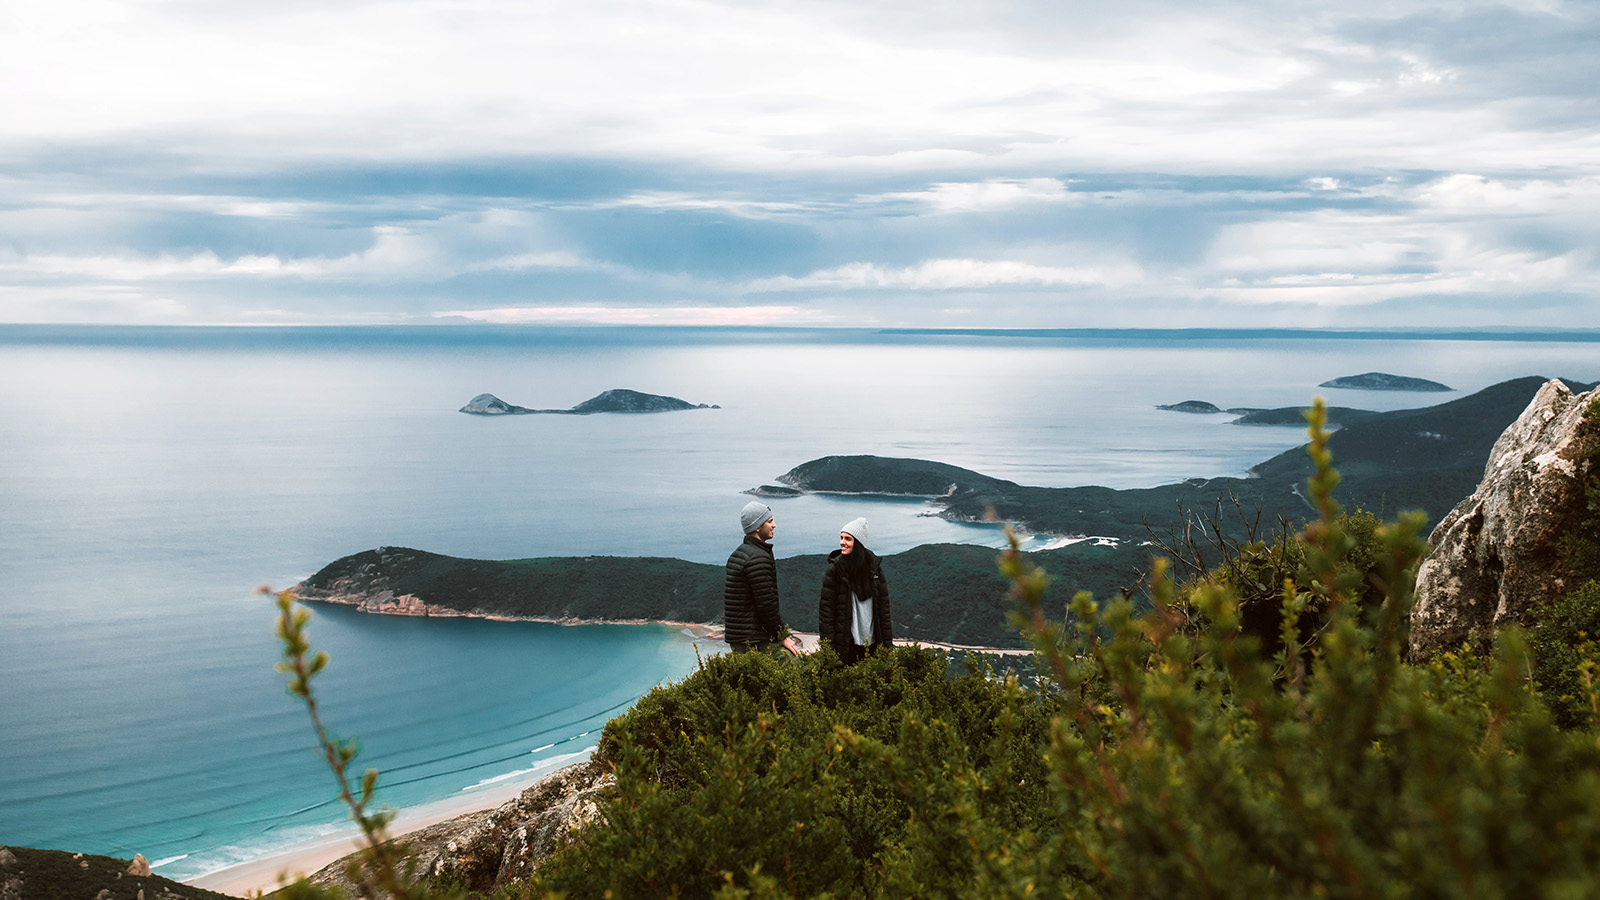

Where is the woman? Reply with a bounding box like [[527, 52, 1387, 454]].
[[818, 517, 892, 663]]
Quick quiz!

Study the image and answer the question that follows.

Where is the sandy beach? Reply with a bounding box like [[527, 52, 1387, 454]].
[[186, 752, 592, 898], [183, 632, 1024, 897]]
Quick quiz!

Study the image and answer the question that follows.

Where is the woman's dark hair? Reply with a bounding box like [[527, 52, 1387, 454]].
[[838, 534, 875, 599]]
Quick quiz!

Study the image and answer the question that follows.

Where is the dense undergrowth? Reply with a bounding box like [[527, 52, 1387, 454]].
[[277, 399, 1600, 900]]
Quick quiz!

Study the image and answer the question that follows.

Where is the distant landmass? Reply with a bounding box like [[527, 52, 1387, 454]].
[[460, 388, 718, 415], [1153, 401, 1381, 427], [308, 375, 1595, 650], [757, 376, 1596, 541], [1231, 406, 1381, 427], [293, 542, 1144, 650], [1319, 372, 1453, 392]]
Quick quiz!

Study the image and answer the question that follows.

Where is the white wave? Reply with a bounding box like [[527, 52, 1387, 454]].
[[150, 854, 188, 868], [531, 743, 555, 752], [1034, 534, 1121, 550], [458, 748, 594, 793]]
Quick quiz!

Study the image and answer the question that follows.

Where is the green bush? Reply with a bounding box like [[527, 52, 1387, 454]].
[[1529, 395, 1600, 729], [1529, 579, 1600, 730], [526, 647, 1056, 899]]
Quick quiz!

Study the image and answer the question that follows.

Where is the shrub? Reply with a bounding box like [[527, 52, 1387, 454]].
[[526, 646, 1056, 900]]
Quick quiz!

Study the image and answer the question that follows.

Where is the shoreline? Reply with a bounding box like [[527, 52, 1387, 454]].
[[186, 751, 595, 897], [184, 628, 1025, 896], [297, 599, 1031, 657]]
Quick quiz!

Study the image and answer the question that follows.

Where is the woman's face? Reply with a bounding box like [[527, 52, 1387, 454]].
[[839, 532, 855, 555]]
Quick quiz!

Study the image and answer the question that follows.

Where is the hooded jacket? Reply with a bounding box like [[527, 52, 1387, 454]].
[[723, 534, 785, 646], [817, 547, 892, 655]]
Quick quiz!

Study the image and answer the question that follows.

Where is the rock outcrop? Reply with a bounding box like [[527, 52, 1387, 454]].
[[306, 760, 613, 895], [127, 853, 150, 877], [1410, 379, 1598, 657]]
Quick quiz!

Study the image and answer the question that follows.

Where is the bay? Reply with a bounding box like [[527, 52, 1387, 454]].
[[0, 325, 1593, 881]]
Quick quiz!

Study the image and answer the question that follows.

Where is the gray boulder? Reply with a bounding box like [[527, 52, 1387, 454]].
[[306, 760, 612, 895], [1410, 379, 1598, 658]]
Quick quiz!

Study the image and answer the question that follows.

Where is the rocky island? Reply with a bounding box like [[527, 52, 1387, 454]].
[[460, 388, 718, 415], [1156, 400, 1226, 414], [1319, 372, 1453, 391]]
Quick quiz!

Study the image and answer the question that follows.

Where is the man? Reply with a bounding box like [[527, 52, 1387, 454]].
[[723, 500, 800, 656]]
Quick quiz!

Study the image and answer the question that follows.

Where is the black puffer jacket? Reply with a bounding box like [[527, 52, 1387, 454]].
[[723, 534, 785, 646], [818, 548, 891, 656]]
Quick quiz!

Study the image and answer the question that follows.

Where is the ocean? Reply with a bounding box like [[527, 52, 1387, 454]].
[[1, 325, 1594, 881]]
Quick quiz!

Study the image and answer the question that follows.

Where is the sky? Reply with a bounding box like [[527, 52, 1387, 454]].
[[1, 0, 1596, 328]]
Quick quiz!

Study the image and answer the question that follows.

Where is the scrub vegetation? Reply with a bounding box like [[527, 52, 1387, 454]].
[[272, 400, 1600, 900]]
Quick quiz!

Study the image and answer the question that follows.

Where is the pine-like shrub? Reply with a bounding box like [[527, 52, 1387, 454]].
[[526, 646, 1055, 899]]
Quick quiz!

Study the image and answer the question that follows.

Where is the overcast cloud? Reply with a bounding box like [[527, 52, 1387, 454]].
[[1, 0, 1595, 326]]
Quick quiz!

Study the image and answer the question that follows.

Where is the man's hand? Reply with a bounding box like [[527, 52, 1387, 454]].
[[781, 636, 801, 657]]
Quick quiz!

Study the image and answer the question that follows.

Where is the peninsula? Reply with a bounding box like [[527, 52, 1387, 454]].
[[292, 542, 1143, 650], [460, 388, 718, 415]]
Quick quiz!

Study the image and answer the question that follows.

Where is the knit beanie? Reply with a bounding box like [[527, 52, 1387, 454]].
[[841, 517, 870, 549], [741, 501, 774, 535]]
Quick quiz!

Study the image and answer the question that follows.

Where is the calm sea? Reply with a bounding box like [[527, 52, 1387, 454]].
[[1, 326, 1594, 881]]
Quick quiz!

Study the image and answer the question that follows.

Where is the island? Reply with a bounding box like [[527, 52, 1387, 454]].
[[1231, 406, 1379, 427], [304, 375, 1595, 650], [1156, 400, 1225, 414], [1319, 372, 1453, 391], [460, 388, 719, 415]]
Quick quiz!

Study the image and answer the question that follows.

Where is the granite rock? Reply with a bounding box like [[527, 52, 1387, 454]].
[[1411, 379, 1598, 657], [307, 760, 613, 895]]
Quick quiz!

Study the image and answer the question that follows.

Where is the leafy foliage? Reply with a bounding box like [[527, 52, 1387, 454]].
[[526, 645, 1055, 899]]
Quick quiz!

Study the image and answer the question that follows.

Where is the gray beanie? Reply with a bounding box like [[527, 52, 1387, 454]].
[[741, 501, 774, 534], [841, 517, 869, 549]]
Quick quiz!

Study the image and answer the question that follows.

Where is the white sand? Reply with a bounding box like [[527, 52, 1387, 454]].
[[186, 633, 1023, 897], [186, 754, 591, 898]]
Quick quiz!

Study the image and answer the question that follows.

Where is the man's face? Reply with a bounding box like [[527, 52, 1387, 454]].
[[756, 517, 776, 541]]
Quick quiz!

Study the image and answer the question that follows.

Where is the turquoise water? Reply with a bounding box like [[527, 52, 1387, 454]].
[[1, 326, 1593, 881]]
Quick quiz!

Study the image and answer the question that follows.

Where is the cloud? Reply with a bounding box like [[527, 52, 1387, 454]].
[[747, 257, 1143, 292], [864, 178, 1076, 212], [434, 305, 832, 326], [1, 2, 1598, 327]]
